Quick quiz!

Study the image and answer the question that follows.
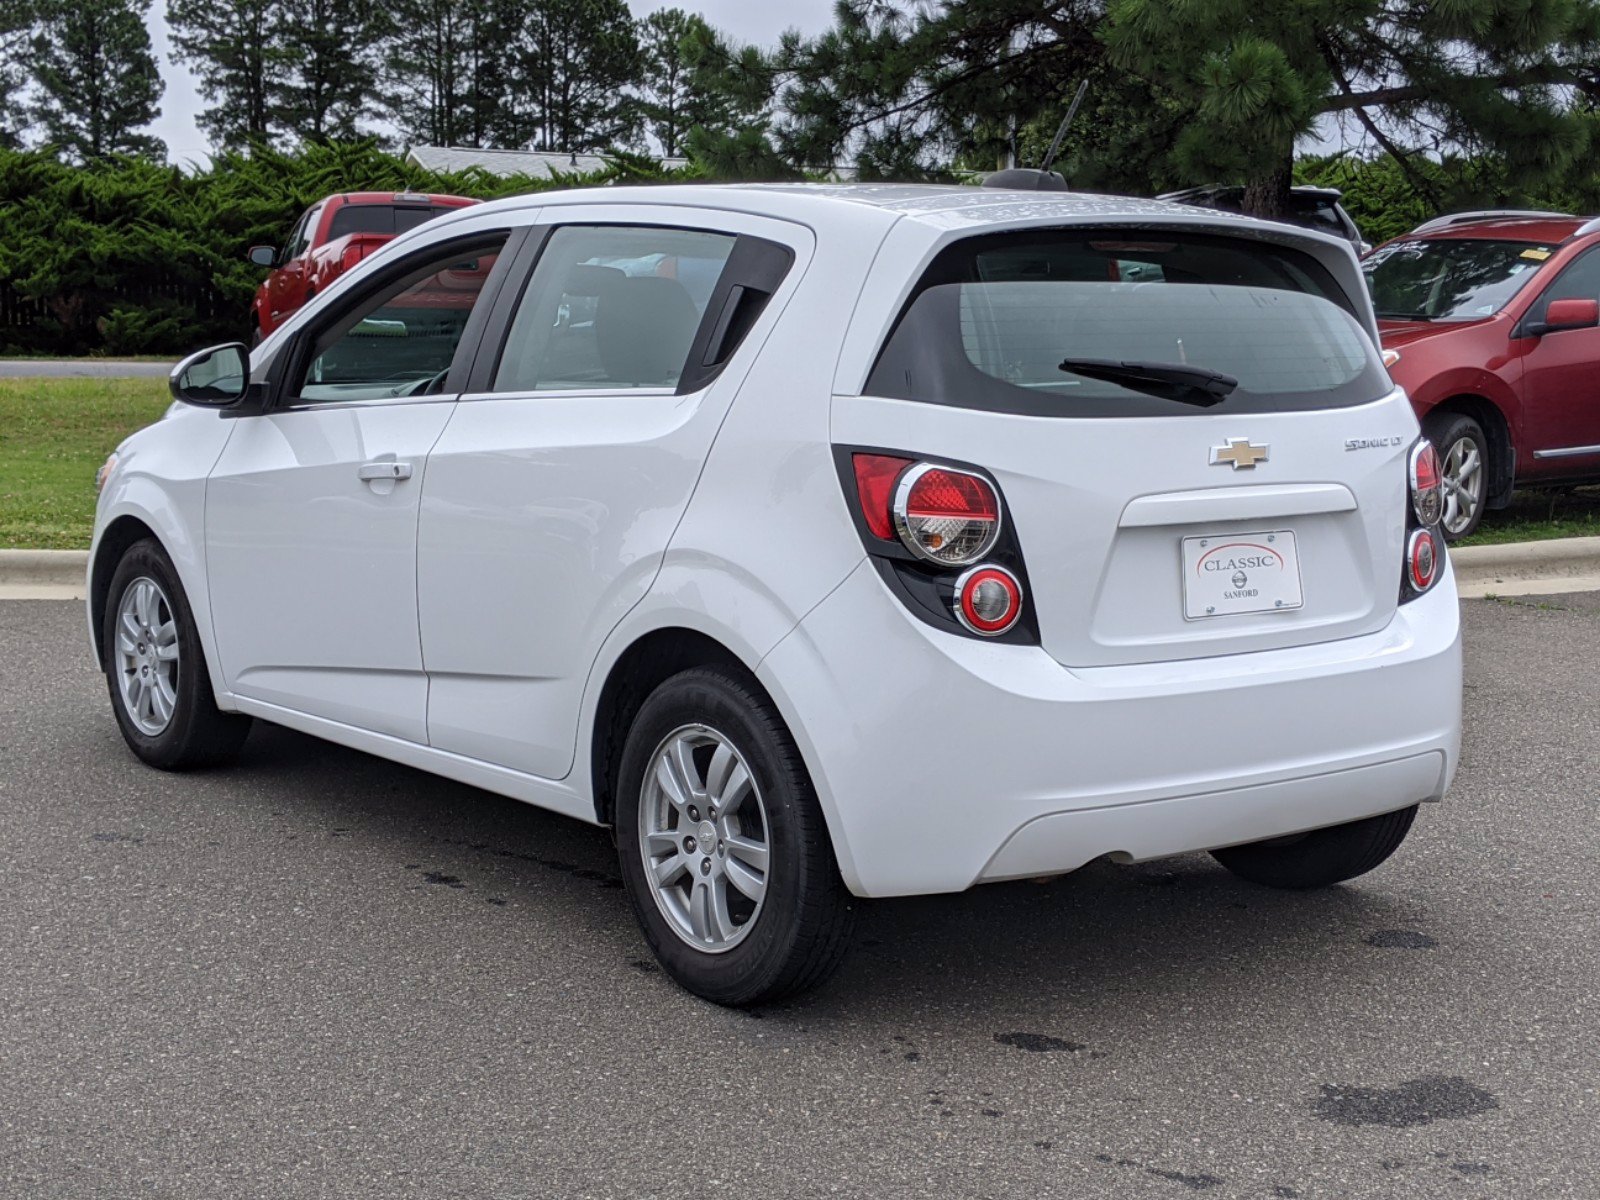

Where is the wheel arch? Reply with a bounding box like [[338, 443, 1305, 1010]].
[[588, 627, 753, 828], [1424, 394, 1515, 508], [89, 514, 160, 667]]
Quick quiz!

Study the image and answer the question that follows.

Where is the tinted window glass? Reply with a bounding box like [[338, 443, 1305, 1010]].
[[1363, 238, 1553, 321], [867, 230, 1387, 417], [296, 237, 505, 404], [328, 204, 455, 240], [1525, 247, 1600, 325], [494, 225, 735, 392]]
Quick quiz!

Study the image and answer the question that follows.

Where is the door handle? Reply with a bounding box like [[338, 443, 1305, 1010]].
[[358, 460, 413, 481]]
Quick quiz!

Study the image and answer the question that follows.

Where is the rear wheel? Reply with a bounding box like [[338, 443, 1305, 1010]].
[[1210, 805, 1418, 890], [102, 539, 252, 769], [1425, 412, 1488, 540], [614, 667, 854, 1006]]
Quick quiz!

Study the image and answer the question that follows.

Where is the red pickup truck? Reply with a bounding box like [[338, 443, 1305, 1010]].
[[247, 191, 478, 343]]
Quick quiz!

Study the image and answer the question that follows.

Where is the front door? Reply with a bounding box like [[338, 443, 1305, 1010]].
[[1518, 245, 1600, 475], [207, 232, 510, 741]]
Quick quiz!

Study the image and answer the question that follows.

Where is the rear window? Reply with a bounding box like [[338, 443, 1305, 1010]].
[[327, 203, 455, 240], [866, 230, 1390, 417]]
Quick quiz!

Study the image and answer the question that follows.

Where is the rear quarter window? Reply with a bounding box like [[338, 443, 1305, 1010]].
[[866, 229, 1389, 417]]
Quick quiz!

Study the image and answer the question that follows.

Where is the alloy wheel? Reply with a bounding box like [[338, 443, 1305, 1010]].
[[1440, 435, 1484, 536], [638, 724, 771, 953], [114, 576, 180, 736]]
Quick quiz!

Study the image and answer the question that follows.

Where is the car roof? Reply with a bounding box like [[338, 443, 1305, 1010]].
[[333, 191, 478, 207], [1409, 216, 1587, 243], [461, 181, 1361, 242]]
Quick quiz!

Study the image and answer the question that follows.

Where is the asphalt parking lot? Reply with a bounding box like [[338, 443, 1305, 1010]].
[[2, 595, 1597, 1199]]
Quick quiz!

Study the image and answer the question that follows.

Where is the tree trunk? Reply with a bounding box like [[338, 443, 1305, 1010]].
[[1241, 146, 1294, 220]]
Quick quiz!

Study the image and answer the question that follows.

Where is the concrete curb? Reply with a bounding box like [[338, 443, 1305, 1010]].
[[3, 539, 1600, 599]]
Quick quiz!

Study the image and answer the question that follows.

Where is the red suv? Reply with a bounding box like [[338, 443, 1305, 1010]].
[[248, 191, 477, 343], [1365, 210, 1600, 538]]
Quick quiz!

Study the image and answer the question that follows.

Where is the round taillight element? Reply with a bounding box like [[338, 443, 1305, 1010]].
[[893, 463, 1002, 566], [953, 565, 1023, 636], [1407, 528, 1439, 592], [1409, 440, 1444, 528]]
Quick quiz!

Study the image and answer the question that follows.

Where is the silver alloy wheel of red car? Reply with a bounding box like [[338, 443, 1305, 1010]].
[[1439, 433, 1485, 537]]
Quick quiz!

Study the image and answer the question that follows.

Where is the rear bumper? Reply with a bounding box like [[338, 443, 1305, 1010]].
[[758, 561, 1462, 898]]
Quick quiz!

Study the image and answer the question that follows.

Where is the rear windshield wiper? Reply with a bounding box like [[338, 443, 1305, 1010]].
[[1057, 357, 1238, 407]]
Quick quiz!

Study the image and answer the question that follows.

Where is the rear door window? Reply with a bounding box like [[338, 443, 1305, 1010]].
[[867, 230, 1389, 417], [492, 225, 737, 392]]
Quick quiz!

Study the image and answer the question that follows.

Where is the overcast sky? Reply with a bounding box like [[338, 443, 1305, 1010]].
[[145, 1, 839, 163]]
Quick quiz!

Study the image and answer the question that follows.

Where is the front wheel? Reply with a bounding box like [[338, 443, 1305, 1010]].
[[1210, 805, 1418, 890], [1425, 412, 1489, 540], [615, 667, 854, 1005], [102, 539, 252, 769]]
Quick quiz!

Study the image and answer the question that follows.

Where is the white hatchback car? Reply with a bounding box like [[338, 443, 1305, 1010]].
[[91, 184, 1462, 1004]]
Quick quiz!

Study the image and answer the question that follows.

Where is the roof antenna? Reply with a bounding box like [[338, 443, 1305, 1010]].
[[1039, 79, 1089, 175], [982, 80, 1087, 192]]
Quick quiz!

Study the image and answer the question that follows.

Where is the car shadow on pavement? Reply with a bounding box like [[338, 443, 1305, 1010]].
[[230, 720, 1427, 1031]]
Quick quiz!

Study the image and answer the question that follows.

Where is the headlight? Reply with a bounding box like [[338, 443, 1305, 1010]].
[[95, 452, 118, 494]]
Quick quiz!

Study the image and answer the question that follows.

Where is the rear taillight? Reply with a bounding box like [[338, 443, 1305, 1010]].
[[1409, 440, 1443, 527], [1407, 528, 1439, 592], [851, 453, 913, 540], [841, 449, 1034, 643], [953, 565, 1023, 636], [892, 463, 1001, 566], [1400, 436, 1445, 603], [340, 243, 366, 272]]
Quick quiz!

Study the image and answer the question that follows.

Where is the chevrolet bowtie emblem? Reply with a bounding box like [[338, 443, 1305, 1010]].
[[1210, 438, 1270, 470]]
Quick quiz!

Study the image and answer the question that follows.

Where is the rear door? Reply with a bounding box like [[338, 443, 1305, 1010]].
[[416, 207, 806, 778], [835, 224, 1413, 668]]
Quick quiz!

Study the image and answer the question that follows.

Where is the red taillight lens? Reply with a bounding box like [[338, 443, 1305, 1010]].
[[954, 565, 1023, 635], [1409, 440, 1443, 527], [341, 243, 365, 272], [893, 464, 1002, 565], [1407, 528, 1439, 592], [851, 453, 913, 539]]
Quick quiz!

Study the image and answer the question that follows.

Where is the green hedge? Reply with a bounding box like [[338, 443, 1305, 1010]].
[[2, 140, 1585, 357], [0, 142, 697, 356]]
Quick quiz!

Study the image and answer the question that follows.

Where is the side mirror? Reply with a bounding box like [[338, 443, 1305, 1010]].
[[1540, 297, 1600, 334], [248, 245, 277, 268], [170, 343, 250, 407]]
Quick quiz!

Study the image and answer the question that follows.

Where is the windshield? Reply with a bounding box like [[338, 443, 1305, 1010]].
[[327, 204, 454, 240], [867, 229, 1388, 417], [1363, 238, 1554, 321]]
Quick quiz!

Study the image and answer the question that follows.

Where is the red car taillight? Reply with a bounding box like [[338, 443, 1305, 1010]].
[[891, 463, 1002, 566]]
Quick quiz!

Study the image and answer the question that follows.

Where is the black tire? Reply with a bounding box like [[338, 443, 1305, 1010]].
[[1210, 805, 1419, 890], [614, 667, 854, 1006], [102, 538, 252, 770], [1424, 411, 1489, 541], [249, 323, 263, 348]]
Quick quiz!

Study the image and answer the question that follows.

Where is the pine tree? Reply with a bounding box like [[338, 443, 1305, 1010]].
[[272, 0, 380, 142], [167, 0, 285, 147], [636, 8, 726, 158], [0, 0, 30, 149], [776, 0, 1600, 213], [503, 0, 640, 152], [29, 0, 165, 161], [380, 0, 507, 147]]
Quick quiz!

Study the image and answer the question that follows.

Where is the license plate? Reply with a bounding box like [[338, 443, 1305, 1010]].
[[1181, 530, 1303, 620]]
